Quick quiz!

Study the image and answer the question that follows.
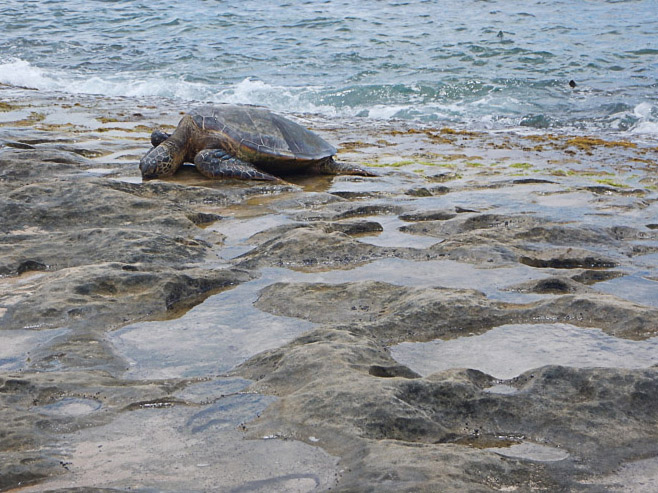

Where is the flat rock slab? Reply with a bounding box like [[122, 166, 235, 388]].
[[1, 87, 658, 492]]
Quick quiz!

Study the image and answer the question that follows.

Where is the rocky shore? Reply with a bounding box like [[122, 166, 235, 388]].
[[1, 85, 657, 492]]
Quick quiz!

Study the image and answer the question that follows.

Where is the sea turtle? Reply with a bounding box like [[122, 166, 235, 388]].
[[139, 104, 375, 181]]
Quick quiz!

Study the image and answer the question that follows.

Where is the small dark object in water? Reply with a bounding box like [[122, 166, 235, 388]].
[[569, 80, 577, 88], [497, 30, 504, 38]]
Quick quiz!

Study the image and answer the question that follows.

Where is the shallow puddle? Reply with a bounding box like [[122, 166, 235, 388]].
[[77, 167, 117, 177], [41, 108, 103, 128], [109, 273, 315, 380], [391, 323, 658, 379], [0, 328, 68, 372], [20, 397, 337, 493], [533, 190, 601, 212], [111, 175, 142, 184], [96, 148, 144, 164], [595, 273, 658, 308], [210, 212, 293, 259], [109, 258, 550, 379], [329, 171, 417, 196], [37, 397, 102, 417], [491, 442, 570, 462]]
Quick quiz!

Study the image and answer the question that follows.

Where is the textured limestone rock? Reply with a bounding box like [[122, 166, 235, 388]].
[[2, 92, 657, 491]]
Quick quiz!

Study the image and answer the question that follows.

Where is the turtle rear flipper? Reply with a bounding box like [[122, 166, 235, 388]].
[[313, 158, 378, 177], [194, 149, 278, 181]]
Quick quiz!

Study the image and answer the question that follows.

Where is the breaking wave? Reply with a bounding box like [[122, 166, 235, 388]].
[[1, 57, 656, 135]]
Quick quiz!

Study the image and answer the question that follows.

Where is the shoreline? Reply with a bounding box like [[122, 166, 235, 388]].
[[3, 81, 657, 142], [1, 85, 658, 491]]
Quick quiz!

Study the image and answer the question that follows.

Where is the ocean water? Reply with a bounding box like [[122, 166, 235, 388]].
[[1, 0, 656, 133]]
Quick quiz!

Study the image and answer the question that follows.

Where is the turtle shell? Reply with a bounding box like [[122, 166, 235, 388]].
[[190, 105, 336, 165]]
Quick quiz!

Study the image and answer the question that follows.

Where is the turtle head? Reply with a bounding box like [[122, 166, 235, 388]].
[[139, 115, 195, 179], [139, 142, 179, 180]]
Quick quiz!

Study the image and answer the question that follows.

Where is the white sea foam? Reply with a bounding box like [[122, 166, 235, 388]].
[[0, 60, 342, 116], [1, 57, 656, 134], [365, 104, 411, 120], [0, 57, 204, 100], [630, 102, 658, 135], [212, 78, 339, 117], [0, 58, 58, 90], [0, 58, 516, 124], [631, 121, 658, 135], [634, 102, 654, 119]]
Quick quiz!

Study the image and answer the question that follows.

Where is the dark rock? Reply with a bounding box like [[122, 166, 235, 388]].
[[399, 210, 457, 222], [328, 219, 384, 236], [583, 185, 646, 196], [515, 225, 615, 245], [16, 259, 48, 275], [404, 187, 433, 197], [292, 202, 404, 222], [519, 255, 617, 269], [427, 173, 458, 183], [368, 364, 421, 379], [186, 211, 223, 225], [512, 178, 557, 184], [572, 269, 625, 285], [0, 149, 86, 185], [516, 277, 581, 294]]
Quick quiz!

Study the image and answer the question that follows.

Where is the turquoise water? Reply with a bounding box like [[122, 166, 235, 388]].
[[1, 0, 656, 133]]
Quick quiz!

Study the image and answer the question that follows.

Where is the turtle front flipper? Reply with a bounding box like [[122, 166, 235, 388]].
[[194, 149, 279, 181], [313, 158, 378, 177]]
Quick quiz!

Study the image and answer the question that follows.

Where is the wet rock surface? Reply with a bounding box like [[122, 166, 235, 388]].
[[255, 280, 658, 342], [1, 87, 657, 491]]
